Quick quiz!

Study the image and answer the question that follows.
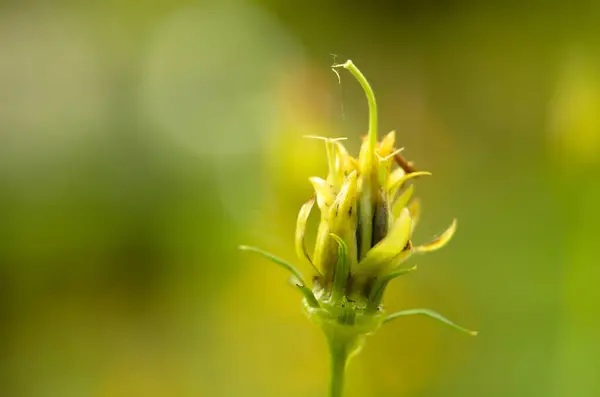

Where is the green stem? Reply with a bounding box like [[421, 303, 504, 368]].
[[328, 340, 349, 397], [334, 60, 378, 150]]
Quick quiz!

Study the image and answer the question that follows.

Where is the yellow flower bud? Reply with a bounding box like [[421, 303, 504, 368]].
[[240, 62, 474, 391]]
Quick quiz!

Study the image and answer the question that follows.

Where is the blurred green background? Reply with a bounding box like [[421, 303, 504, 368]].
[[1, 1, 599, 396]]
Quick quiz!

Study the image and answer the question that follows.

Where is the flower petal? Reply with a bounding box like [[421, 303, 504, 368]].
[[309, 177, 335, 212], [375, 131, 399, 188], [329, 233, 349, 303], [387, 241, 413, 269], [334, 141, 358, 181], [377, 130, 396, 157], [388, 171, 431, 199], [408, 198, 421, 230], [391, 184, 415, 218], [355, 207, 412, 276], [357, 134, 380, 260], [313, 221, 336, 287], [413, 219, 457, 253], [328, 171, 358, 229], [295, 198, 320, 273], [304, 135, 349, 189], [328, 171, 359, 269], [387, 167, 405, 191], [372, 189, 390, 246]]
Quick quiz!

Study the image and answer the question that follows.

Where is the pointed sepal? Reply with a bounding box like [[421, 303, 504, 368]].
[[367, 264, 417, 311], [239, 245, 307, 284], [383, 308, 478, 336], [239, 245, 320, 308]]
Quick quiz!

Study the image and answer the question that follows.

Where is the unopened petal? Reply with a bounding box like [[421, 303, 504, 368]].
[[295, 198, 319, 273], [370, 208, 412, 260], [355, 207, 412, 277], [372, 189, 390, 246], [309, 177, 335, 212], [357, 136, 379, 260], [408, 198, 421, 231], [388, 168, 405, 187], [328, 171, 359, 271], [304, 135, 346, 189], [312, 220, 337, 287], [334, 141, 358, 181], [375, 132, 399, 188], [388, 171, 431, 199], [387, 241, 413, 269], [378, 130, 396, 157], [358, 135, 375, 178], [391, 184, 415, 218], [329, 233, 349, 303], [328, 171, 358, 229]]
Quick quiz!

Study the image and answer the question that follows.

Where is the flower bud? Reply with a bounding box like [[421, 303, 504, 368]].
[[294, 62, 459, 313], [240, 61, 474, 366]]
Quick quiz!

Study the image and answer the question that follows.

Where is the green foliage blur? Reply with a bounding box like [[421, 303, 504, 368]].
[[0, 1, 598, 396]]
